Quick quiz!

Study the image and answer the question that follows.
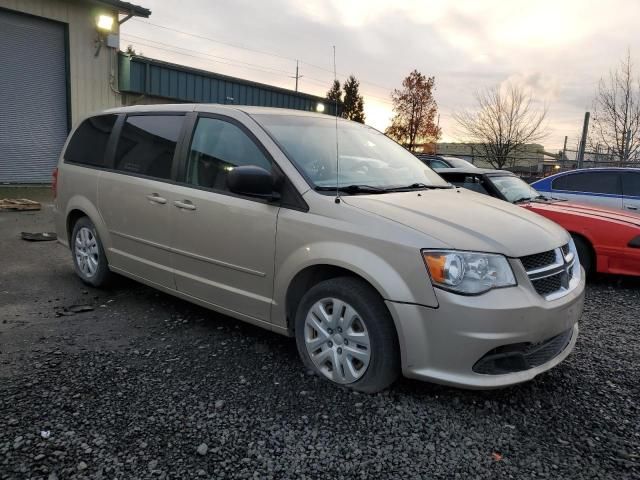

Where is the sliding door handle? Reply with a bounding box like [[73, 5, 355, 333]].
[[626, 205, 638, 210], [173, 200, 196, 211], [146, 193, 167, 204]]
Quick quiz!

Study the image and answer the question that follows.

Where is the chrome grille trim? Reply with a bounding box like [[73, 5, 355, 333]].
[[521, 244, 580, 300]]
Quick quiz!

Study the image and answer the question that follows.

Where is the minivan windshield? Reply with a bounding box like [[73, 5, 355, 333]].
[[254, 114, 450, 192]]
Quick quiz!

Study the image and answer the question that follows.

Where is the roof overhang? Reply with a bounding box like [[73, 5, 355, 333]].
[[85, 0, 151, 18]]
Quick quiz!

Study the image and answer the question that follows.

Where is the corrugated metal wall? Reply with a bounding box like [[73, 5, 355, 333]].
[[0, 0, 121, 127], [0, 9, 68, 182], [0, 0, 124, 182], [119, 55, 338, 115]]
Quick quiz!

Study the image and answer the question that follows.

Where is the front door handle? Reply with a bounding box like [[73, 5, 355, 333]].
[[146, 193, 167, 205], [173, 200, 196, 211], [626, 205, 638, 210]]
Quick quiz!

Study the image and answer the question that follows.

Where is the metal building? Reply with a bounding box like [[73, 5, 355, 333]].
[[0, 0, 334, 184], [0, 0, 151, 183], [118, 55, 336, 115]]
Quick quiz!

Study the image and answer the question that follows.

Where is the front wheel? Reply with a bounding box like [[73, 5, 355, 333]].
[[71, 216, 112, 287], [294, 277, 400, 393]]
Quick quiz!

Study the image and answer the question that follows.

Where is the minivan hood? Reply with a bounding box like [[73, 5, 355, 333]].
[[343, 188, 568, 257]]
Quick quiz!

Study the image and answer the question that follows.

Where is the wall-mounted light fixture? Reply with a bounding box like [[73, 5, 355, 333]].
[[316, 103, 325, 113], [94, 14, 117, 57], [96, 14, 115, 32]]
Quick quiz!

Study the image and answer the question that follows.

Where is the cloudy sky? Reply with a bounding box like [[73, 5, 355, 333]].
[[121, 0, 640, 151]]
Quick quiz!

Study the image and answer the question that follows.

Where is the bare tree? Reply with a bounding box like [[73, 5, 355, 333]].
[[453, 84, 547, 169], [591, 50, 640, 162]]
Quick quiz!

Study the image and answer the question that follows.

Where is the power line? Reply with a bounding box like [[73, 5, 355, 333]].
[[120, 36, 295, 79], [122, 33, 395, 106], [129, 18, 294, 61], [122, 33, 294, 76], [127, 18, 396, 94]]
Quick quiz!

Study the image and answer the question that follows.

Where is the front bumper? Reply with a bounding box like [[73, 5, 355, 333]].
[[386, 272, 585, 389]]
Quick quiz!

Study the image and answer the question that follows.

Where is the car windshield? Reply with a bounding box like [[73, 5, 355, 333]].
[[491, 175, 542, 203], [254, 114, 450, 191]]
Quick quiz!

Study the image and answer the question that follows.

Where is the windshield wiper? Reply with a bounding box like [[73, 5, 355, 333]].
[[384, 183, 453, 192], [314, 184, 387, 194], [512, 197, 534, 204]]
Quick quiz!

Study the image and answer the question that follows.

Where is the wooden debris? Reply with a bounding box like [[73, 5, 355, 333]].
[[0, 198, 41, 211]]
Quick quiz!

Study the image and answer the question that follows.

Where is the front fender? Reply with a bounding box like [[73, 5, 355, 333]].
[[272, 240, 439, 327]]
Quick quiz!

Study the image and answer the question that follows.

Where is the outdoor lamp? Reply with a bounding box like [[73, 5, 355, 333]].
[[96, 14, 114, 32], [316, 103, 325, 113]]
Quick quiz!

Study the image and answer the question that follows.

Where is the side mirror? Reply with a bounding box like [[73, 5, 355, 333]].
[[227, 165, 279, 200]]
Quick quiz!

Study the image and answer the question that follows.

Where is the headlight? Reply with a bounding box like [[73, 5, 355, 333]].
[[566, 237, 582, 281], [422, 250, 517, 295]]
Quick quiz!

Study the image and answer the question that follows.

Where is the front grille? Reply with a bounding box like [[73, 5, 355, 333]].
[[520, 244, 574, 299], [520, 249, 556, 271], [531, 272, 563, 296], [473, 328, 573, 374]]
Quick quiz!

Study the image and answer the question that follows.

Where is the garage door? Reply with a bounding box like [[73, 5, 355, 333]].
[[0, 9, 68, 183]]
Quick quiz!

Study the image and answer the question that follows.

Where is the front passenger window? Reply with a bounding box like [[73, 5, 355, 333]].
[[185, 117, 271, 191]]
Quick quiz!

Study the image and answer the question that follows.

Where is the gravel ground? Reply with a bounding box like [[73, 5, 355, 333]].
[[1, 188, 639, 479]]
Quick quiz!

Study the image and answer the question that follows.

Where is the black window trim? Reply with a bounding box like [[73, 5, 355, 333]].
[[108, 111, 189, 184], [551, 170, 622, 196], [176, 112, 308, 212], [62, 113, 121, 171]]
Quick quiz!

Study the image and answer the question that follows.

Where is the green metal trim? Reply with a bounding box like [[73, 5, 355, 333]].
[[117, 53, 339, 115]]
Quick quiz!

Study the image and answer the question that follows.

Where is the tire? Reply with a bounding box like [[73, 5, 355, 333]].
[[294, 276, 400, 393], [571, 234, 594, 277], [71, 216, 112, 287]]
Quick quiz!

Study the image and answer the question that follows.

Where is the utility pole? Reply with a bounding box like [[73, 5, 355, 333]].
[[624, 128, 631, 163], [291, 60, 303, 92], [577, 112, 590, 169], [435, 114, 440, 154], [562, 135, 567, 165]]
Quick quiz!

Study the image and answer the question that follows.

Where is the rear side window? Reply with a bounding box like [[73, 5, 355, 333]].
[[114, 115, 184, 180], [184, 117, 271, 191], [65, 114, 117, 167], [622, 172, 640, 196], [552, 171, 621, 195]]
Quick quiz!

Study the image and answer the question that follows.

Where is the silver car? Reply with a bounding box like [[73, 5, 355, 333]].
[[53, 105, 585, 392]]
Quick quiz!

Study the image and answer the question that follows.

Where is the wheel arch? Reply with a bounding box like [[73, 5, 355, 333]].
[[64, 195, 112, 256], [285, 264, 383, 333], [568, 231, 596, 272]]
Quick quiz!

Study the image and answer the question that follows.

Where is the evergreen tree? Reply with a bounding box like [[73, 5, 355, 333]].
[[326, 79, 342, 103], [342, 75, 365, 123]]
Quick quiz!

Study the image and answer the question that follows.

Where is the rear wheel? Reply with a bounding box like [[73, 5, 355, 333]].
[[294, 277, 400, 393], [71, 217, 111, 287], [571, 234, 594, 277]]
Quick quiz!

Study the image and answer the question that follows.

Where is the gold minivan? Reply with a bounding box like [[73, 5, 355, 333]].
[[53, 105, 585, 392]]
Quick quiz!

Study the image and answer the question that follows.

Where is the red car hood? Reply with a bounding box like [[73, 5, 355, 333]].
[[524, 201, 640, 227]]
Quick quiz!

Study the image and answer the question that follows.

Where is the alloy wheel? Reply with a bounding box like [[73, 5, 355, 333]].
[[304, 297, 371, 384], [74, 226, 99, 278]]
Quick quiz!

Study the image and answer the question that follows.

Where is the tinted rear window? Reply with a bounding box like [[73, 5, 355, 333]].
[[114, 115, 184, 180], [552, 171, 621, 195], [65, 114, 117, 167], [622, 172, 640, 196]]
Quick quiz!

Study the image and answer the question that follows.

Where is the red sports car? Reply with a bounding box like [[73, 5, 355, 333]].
[[437, 168, 640, 277]]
